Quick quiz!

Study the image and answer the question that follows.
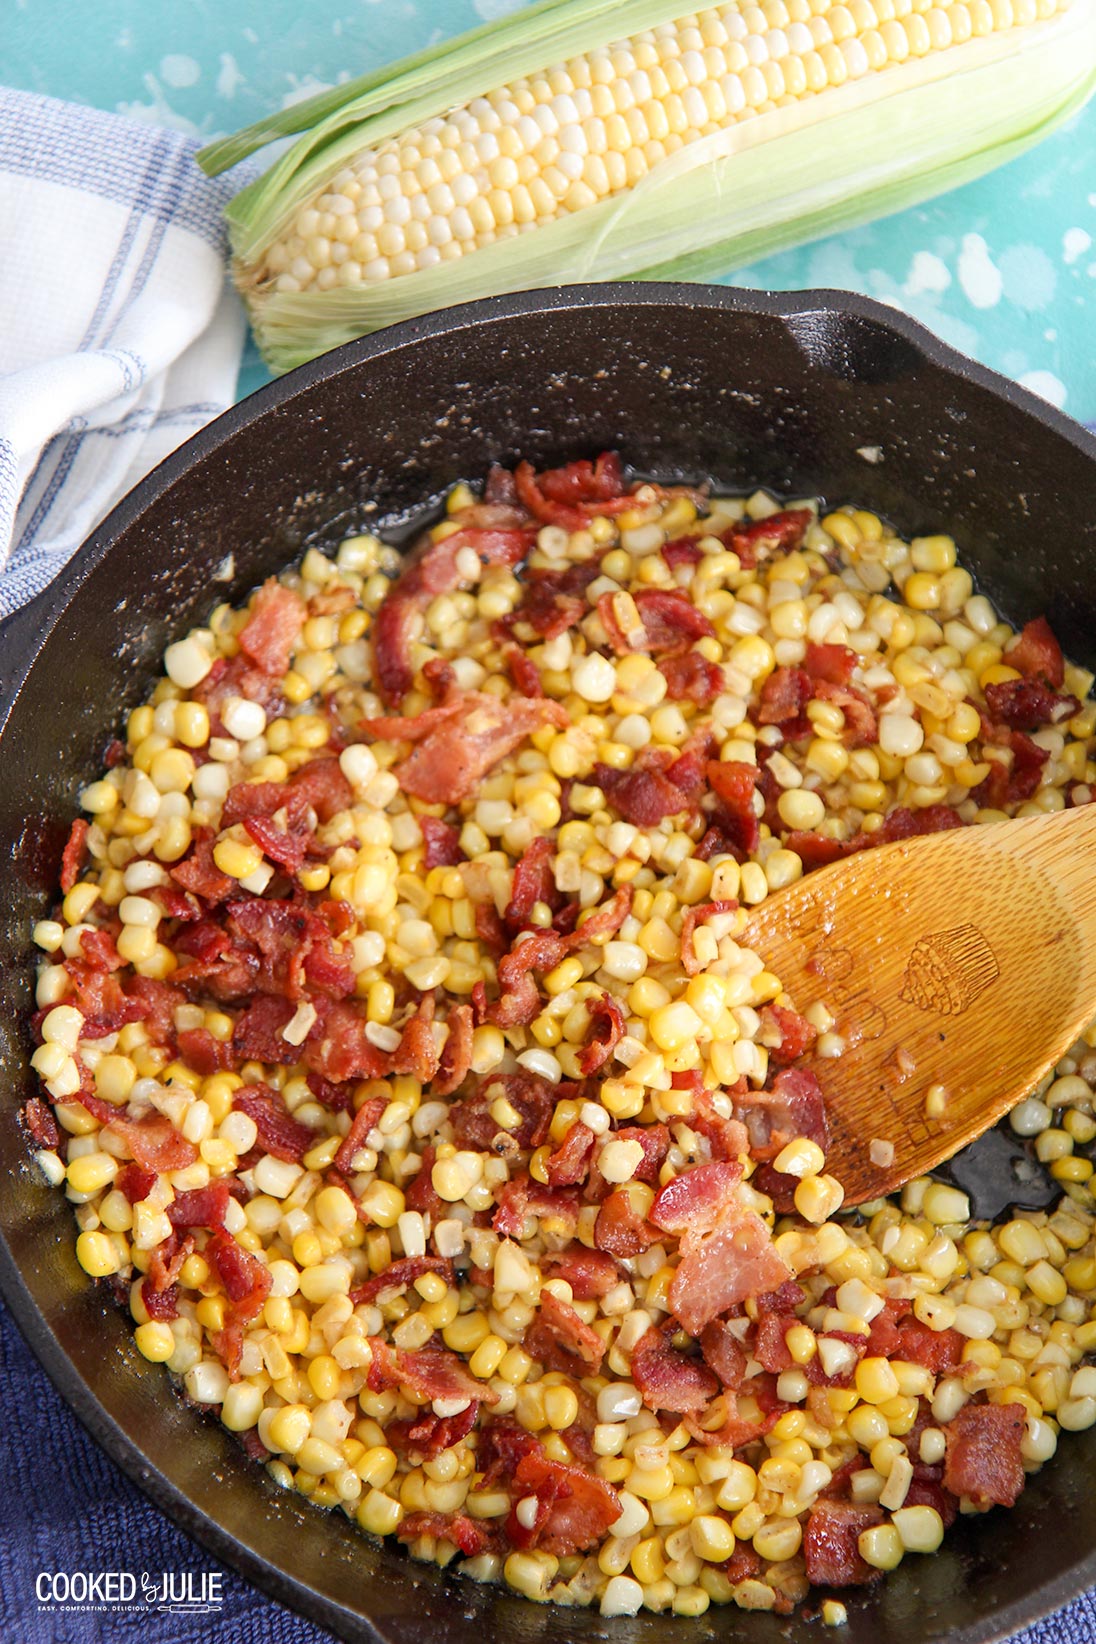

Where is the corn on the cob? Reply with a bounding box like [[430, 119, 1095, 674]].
[[200, 0, 1096, 372]]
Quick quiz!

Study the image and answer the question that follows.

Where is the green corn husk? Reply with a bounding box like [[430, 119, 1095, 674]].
[[199, 0, 1096, 374]]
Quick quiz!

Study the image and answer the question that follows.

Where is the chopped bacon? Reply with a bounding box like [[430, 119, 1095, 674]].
[[141, 1280, 180, 1322], [813, 679, 878, 748], [662, 537, 704, 570], [166, 1182, 231, 1230], [594, 1188, 659, 1257], [514, 453, 629, 532], [476, 1419, 545, 1488], [650, 1161, 743, 1233], [783, 830, 854, 871], [373, 524, 533, 705], [21, 1096, 61, 1150], [972, 731, 1050, 809], [754, 1313, 797, 1373], [757, 665, 812, 728], [367, 1339, 499, 1406], [147, 1231, 193, 1295], [60, 818, 89, 893], [540, 1244, 621, 1299], [721, 509, 813, 568], [154, 886, 202, 922], [571, 883, 634, 946], [876, 804, 966, 843], [897, 1322, 964, 1375], [686, 1383, 786, 1449], [577, 992, 626, 1075], [175, 1027, 234, 1076], [700, 1320, 747, 1390], [943, 1401, 1027, 1508], [902, 1472, 959, 1529], [546, 1121, 597, 1188], [402, 1145, 448, 1221], [232, 995, 298, 1065], [524, 1291, 606, 1376], [722, 1547, 763, 1585], [659, 650, 724, 705], [77, 928, 125, 973], [114, 1162, 156, 1204], [170, 834, 234, 904], [420, 815, 464, 869], [434, 1004, 474, 1098], [758, 1003, 817, 1066], [804, 1500, 885, 1587], [350, 1256, 454, 1305], [232, 1084, 315, 1163], [680, 898, 739, 976], [237, 580, 306, 677], [651, 1162, 790, 1336], [505, 836, 556, 930], [205, 1229, 272, 1377], [481, 886, 631, 1029], [611, 1123, 670, 1184], [77, 1091, 199, 1172], [735, 1068, 829, 1162], [452, 1070, 560, 1153], [631, 1326, 719, 1413], [804, 642, 858, 686], [594, 746, 700, 827], [364, 690, 567, 806], [192, 654, 287, 726], [598, 588, 714, 656], [306, 996, 438, 1085], [1006, 615, 1065, 687], [333, 1096, 387, 1176], [984, 677, 1078, 732], [691, 1088, 751, 1166], [493, 1174, 580, 1240], [397, 1510, 491, 1555], [506, 1449, 622, 1556], [505, 643, 545, 698], [497, 556, 603, 644]]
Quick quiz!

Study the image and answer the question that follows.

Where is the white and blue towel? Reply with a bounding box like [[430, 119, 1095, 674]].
[[0, 89, 247, 618]]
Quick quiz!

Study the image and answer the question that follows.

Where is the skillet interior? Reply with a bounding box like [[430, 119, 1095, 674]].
[[1, 283, 1095, 1644]]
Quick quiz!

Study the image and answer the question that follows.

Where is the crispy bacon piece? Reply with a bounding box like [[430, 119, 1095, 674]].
[[524, 1291, 606, 1376], [735, 1068, 829, 1162], [232, 1084, 315, 1163], [232, 995, 298, 1065], [60, 819, 89, 893], [721, 508, 812, 568], [659, 650, 724, 705], [493, 1174, 580, 1240], [497, 556, 604, 644], [1006, 615, 1065, 687], [577, 992, 625, 1075], [514, 453, 629, 532], [506, 1449, 622, 1556], [698, 761, 761, 863], [147, 1231, 193, 1296], [333, 1096, 387, 1176], [804, 642, 857, 685], [540, 1244, 621, 1300], [758, 1003, 816, 1066], [306, 996, 438, 1085], [650, 1161, 743, 1233], [237, 580, 306, 677], [594, 1187, 659, 1257], [21, 1096, 60, 1150], [170, 834, 235, 904], [631, 1326, 719, 1413], [350, 1256, 454, 1305], [482, 886, 632, 1029], [205, 1228, 273, 1376], [192, 653, 287, 726], [754, 1313, 797, 1373], [757, 665, 812, 729], [662, 537, 703, 571], [175, 1027, 234, 1076], [435, 1004, 474, 1098], [115, 1162, 157, 1204], [166, 1182, 232, 1230], [973, 732, 1050, 809], [876, 804, 965, 843], [546, 1121, 597, 1188], [686, 1383, 786, 1450], [397, 1510, 491, 1555], [505, 836, 556, 930], [804, 1500, 885, 1587], [598, 588, 715, 656], [813, 679, 878, 748], [373, 524, 533, 705], [223, 757, 353, 829], [452, 1070, 560, 1153], [944, 1401, 1026, 1508], [419, 815, 464, 869], [476, 1418, 543, 1487], [651, 1162, 791, 1336], [895, 1321, 964, 1375], [77, 1090, 198, 1172], [363, 690, 567, 806], [611, 1123, 670, 1184], [700, 1320, 747, 1390], [505, 643, 545, 698], [367, 1339, 499, 1407], [77, 928, 125, 973], [783, 830, 854, 871], [593, 745, 703, 827], [141, 1280, 180, 1322], [680, 898, 739, 976], [984, 677, 1079, 731]]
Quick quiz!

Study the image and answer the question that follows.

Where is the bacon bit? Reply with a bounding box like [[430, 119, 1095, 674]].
[[594, 752, 693, 827], [572, 884, 634, 946], [232, 995, 298, 1065], [175, 1027, 234, 1076], [1007, 615, 1065, 687], [496, 556, 604, 645], [504, 643, 545, 698], [944, 1401, 1027, 1508], [166, 1182, 232, 1230], [782, 830, 854, 871], [238, 580, 306, 677], [493, 1174, 580, 1240], [876, 804, 966, 843], [333, 1096, 387, 1177], [984, 677, 1079, 732], [368, 1338, 499, 1407], [434, 1004, 474, 1099], [721, 1547, 763, 1585], [205, 1229, 273, 1377], [306, 996, 438, 1086], [452, 1070, 560, 1153], [721, 509, 813, 568], [651, 1164, 790, 1336], [972, 731, 1050, 809], [524, 1291, 606, 1377], [895, 1322, 964, 1375], [659, 650, 725, 705], [812, 679, 878, 748], [60, 819, 89, 893], [232, 1084, 315, 1163], [631, 1326, 719, 1413], [114, 1162, 156, 1204], [506, 1449, 622, 1556], [476, 1419, 545, 1489], [736, 1068, 829, 1161], [662, 537, 704, 570], [902, 1472, 959, 1528], [401, 1144, 447, 1221], [539, 1245, 621, 1300], [650, 1161, 743, 1234], [804, 642, 858, 686], [482, 886, 632, 1029], [680, 898, 739, 976], [754, 1313, 797, 1373], [350, 1256, 454, 1305], [700, 1320, 747, 1390], [546, 1121, 597, 1188], [22, 1096, 61, 1150], [598, 588, 715, 657], [171, 833, 235, 904], [804, 1500, 885, 1587], [757, 665, 812, 729], [154, 886, 202, 923], [419, 816, 464, 869], [364, 691, 567, 806], [686, 1385, 785, 1450], [77, 1090, 199, 1173], [373, 525, 533, 706], [77, 929, 125, 974], [397, 1510, 491, 1555], [147, 1231, 193, 1296], [506, 836, 556, 930], [514, 453, 629, 532], [611, 1123, 670, 1184], [594, 1188, 659, 1257], [577, 992, 626, 1076], [758, 1003, 817, 1067], [141, 1280, 180, 1322]]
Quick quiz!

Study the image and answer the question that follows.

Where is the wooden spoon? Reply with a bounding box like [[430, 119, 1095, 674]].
[[740, 803, 1096, 1207]]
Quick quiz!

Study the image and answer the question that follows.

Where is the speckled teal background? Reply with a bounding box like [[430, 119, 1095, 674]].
[[8, 0, 1096, 415]]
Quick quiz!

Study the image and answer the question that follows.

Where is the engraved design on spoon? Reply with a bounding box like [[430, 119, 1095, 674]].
[[900, 924, 1000, 1016]]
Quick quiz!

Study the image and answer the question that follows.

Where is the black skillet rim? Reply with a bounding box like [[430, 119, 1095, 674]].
[[2, 280, 1095, 1644]]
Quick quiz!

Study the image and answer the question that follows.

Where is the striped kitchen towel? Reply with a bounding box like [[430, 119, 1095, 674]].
[[0, 89, 247, 619]]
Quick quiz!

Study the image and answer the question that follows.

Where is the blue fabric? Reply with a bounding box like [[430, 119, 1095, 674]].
[[2, 1282, 1095, 1639]]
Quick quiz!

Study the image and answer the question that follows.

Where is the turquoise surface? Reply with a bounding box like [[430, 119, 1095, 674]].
[[8, 0, 1096, 418]]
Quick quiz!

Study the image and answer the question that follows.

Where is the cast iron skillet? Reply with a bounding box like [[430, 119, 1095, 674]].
[[2, 284, 1095, 1644]]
